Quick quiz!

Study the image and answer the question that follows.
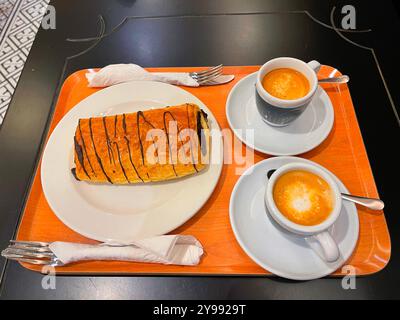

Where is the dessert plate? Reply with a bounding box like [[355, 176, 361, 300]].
[[41, 81, 223, 242], [229, 156, 359, 280], [226, 72, 334, 156]]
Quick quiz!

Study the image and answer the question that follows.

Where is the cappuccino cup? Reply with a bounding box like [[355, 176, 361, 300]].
[[255, 57, 321, 127], [264, 162, 342, 263]]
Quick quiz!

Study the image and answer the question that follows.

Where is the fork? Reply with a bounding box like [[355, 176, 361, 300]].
[[1, 240, 64, 267], [189, 64, 223, 85]]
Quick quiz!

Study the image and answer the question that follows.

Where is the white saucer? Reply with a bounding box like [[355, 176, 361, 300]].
[[229, 156, 359, 280], [226, 73, 334, 156]]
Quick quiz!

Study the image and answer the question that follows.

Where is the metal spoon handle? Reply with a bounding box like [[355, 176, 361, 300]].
[[341, 193, 384, 210], [318, 75, 350, 84]]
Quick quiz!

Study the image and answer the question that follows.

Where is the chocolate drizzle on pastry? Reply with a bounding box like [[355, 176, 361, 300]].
[[124, 136, 144, 182], [102, 117, 116, 165], [72, 104, 209, 184], [199, 110, 208, 157], [114, 115, 118, 138], [186, 104, 199, 173], [73, 136, 89, 179], [89, 118, 113, 183], [136, 111, 155, 180], [137, 111, 155, 165], [121, 114, 144, 182], [114, 141, 130, 183], [122, 113, 127, 133], [163, 110, 179, 177], [78, 120, 96, 177], [71, 168, 80, 181]]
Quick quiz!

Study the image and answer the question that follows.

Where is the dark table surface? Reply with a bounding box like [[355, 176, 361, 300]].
[[0, 0, 399, 299]]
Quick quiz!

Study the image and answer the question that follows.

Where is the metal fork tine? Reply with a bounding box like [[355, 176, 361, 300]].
[[196, 68, 223, 81], [2, 254, 52, 265], [197, 70, 223, 84], [196, 64, 222, 75], [9, 243, 52, 253], [195, 65, 222, 77], [2, 250, 49, 259], [198, 75, 221, 85], [195, 64, 223, 76], [193, 66, 222, 80], [10, 240, 50, 247], [3, 241, 64, 267], [3, 247, 54, 258]]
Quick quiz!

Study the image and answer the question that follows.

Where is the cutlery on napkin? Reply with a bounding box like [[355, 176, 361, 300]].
[[86, 63, 234, 87], [1, 235, 204, 266]]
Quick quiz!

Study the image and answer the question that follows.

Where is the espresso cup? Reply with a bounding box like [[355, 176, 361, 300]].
[[264, 162, 342, 263], [255, 57, 321, 127]]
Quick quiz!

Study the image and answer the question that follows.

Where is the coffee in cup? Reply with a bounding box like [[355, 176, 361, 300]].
[[273, 170, 334, 226], [262, 68, 310, 101]]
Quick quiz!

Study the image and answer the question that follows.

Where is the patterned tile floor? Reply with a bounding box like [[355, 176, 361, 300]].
[[0, 0, 49, 126]]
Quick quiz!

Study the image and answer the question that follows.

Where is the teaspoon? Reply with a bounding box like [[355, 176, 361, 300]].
[[318, 75, 350, 84], [266, 170, 384, 211]]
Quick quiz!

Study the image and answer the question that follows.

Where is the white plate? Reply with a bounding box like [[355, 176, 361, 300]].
[[226, 72, 334, 156], [229, 156, 359, 281], [41, 81, 223, 242]]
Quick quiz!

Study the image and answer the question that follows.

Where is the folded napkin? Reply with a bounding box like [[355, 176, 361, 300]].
[[49, 235, 203, 266], [86, 63, 200, 87]]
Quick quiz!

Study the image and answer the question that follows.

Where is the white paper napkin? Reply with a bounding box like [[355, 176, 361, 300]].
[[49, 235, 204, 266], [86, 63, 200, 87]]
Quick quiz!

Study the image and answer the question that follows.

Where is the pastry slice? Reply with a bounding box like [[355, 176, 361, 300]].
[[72, 103, 210, 184]]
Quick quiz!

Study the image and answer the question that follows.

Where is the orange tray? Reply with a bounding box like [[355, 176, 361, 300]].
[[16, 66, 391, 276]]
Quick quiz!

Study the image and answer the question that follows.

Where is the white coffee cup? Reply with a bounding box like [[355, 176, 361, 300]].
[[255, 57, 321, 126], [264, 162, 342, 262]]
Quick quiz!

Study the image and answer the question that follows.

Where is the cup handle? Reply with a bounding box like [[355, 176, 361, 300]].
[[308, 60, 321, 73], [312, 231, 340, 262]]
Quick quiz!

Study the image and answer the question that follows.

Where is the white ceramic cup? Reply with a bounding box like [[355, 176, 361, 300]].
[[255, 57, 321, 126], [264, 162, 342, 262]]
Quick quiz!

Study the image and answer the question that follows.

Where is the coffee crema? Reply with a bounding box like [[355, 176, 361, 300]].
[[262, 68, 310, 100], [273, 170, 334, 226]]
